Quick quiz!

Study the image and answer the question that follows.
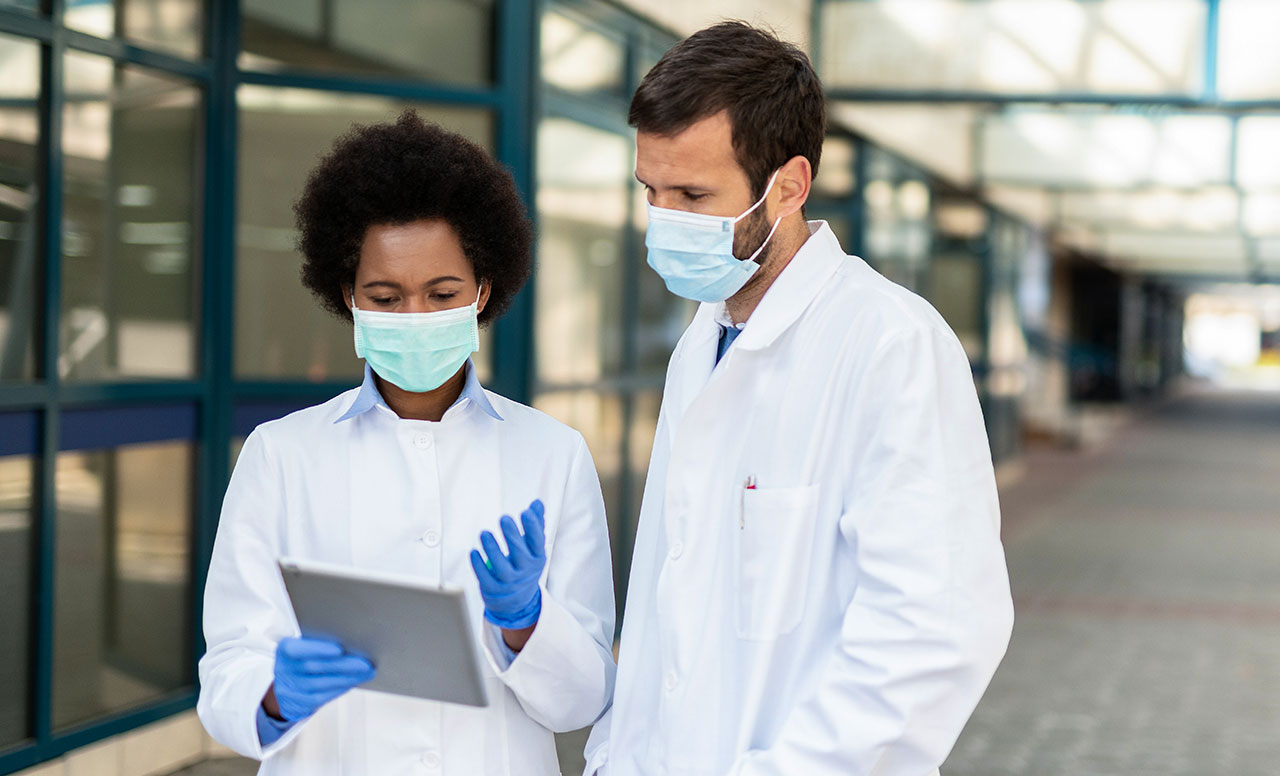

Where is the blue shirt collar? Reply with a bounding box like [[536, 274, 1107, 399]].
[[335, 359, 503, 423]]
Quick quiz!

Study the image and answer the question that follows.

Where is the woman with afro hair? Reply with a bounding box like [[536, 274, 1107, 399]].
[[197, 112, 616, 775]]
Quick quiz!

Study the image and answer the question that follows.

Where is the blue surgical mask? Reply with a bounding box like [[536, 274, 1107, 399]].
[[644, 170, 783, 303], [351, 289, 481, 393]]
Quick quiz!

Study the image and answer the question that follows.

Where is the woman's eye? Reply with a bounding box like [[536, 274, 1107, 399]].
[[433, 293, 458, 301], [371, 297, 395, 305]]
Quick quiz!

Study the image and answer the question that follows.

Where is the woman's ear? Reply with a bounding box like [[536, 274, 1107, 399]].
[[477, 280, 492, 315], [342, 285, 354, 312]]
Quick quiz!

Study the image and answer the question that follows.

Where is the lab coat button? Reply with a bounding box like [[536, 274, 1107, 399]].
[[413, 433, 433, 449], [422, 530, 440, 547], [420, 750, 441, 769], [664, 672, 678, 692], [669, 542, 683, 559]]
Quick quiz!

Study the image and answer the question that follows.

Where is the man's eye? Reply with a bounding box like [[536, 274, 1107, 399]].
[[685, 192, 708, 202]]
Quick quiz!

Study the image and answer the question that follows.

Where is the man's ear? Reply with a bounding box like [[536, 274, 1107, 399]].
[[774, 155, 812, 219]]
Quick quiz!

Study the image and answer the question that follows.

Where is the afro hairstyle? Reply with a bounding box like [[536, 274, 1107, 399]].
[[294, 110, 533, 327]]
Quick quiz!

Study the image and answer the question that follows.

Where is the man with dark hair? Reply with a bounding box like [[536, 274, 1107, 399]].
[[583, 22, 1013, 776]]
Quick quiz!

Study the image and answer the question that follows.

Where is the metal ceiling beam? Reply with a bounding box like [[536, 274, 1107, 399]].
[[826, 89, 1280, 112]]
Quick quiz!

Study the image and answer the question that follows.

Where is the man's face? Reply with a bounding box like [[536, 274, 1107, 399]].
[[635, 110, 773, 263]]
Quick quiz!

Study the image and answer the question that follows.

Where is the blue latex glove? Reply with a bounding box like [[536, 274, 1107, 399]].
[[269, 636, 376, 723], [470, 499, 547, 630]]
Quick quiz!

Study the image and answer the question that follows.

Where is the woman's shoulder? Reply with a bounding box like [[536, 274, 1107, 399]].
[[483, 391, 588, 452], [248, 388, 363, 447]]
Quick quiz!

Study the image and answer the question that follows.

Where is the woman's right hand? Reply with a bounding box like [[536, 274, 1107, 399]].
[[265, 636, 376, 722]]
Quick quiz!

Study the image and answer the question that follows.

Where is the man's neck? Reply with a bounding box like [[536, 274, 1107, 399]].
[[725, 216, 811, 325]]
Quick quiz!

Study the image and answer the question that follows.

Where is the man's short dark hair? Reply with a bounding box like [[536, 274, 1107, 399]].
[[295, 110, 533, 327], [629, 21, 826, 199]]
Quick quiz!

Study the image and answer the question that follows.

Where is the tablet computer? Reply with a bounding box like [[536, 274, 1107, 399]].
[[278, 557, 489, 707]]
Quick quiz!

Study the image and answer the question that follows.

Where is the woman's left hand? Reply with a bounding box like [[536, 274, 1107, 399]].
[[470, 499, 547, 631]]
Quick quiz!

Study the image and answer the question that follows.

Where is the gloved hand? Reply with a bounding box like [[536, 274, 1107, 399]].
[[470, 499, 546, 630], [269, 636, 376, 722]]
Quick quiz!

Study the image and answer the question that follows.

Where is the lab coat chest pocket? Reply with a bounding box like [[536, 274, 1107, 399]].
[[735, 483, 820, 640]]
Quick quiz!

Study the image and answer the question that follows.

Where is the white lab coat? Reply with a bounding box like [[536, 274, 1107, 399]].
[[198, 366, 616, 775], [584, 222, 1013, 776]]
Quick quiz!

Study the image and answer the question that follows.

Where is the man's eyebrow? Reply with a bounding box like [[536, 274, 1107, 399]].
[[635, 174, 712, 192]]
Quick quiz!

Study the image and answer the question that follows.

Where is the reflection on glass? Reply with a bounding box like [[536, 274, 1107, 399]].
[[541, 9, 625, 95], [534, 388, 623, 551], [0, 454, 33, 747], [1218, 1, 1280, 100], [0, 0, 39, 13], [61, 54, 201, 381], [821, 0, 1205, 96], [65, 0, 204, 58], [0, 34, 40, 382], [240, 0, 494, 86], [812, 135, 856, 198], [236, 87, 494, 381], [53, 440, 194, 730], [929, 254, 983, 360], [536, 118, 631, 385]]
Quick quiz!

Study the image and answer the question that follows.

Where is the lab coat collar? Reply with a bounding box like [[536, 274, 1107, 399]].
[[335, 359, 503, 423], [716, 220, 845, 353]]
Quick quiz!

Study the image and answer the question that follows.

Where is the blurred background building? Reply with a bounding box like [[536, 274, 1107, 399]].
[[0, 1, 1277, 774]]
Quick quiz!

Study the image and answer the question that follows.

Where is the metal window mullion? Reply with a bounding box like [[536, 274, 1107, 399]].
[[490, 0, 539, 405], [61, 29, 213, 81], [192, 0, 240, 680], [236, 67, 502, 107], [32, 0, 65, 747]]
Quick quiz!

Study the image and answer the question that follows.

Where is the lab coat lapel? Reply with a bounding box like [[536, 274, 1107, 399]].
[[732, 221, 845, 355], [665, 301, 721, 446]]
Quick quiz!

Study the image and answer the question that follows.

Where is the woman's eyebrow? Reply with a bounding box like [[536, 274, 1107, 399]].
[[426, 276, 465, 286], [361, 280, 401, 290]]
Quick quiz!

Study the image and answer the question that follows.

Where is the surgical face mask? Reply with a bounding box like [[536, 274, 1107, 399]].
[[351, 288, 481, 393], [644, 170, 783, 303]]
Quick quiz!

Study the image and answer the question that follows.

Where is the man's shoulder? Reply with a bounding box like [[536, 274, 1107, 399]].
[[820, 258, 961, 352]]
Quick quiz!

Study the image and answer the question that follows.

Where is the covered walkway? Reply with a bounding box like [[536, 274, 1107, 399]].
[[946, 387, 1280, 775]]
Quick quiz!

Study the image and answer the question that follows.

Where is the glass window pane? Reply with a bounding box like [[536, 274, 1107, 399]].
[[235, 86, 494, 381], [53, 440, 194, 730], [820, 0, 1205, 97], [61, 54, 201, 381], [65, 0, 204, 58], [812, 135, 856, 199], [929, 253, 984, 360], [533, 390, 623, 594], [0, 452, 34, 747], [0, 0, 39, 13], [535, 118, 631, 386], [240, 0, 495, 86], [0, 34, 40, 382], [1219, 0, 1280, 100], [541, 9, 626, 96]]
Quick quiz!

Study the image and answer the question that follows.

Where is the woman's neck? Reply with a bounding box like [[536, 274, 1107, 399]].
[[374, 364, 468, 422]]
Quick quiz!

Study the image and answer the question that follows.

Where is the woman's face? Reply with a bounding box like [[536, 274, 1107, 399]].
[[347, 219, 490, 315]]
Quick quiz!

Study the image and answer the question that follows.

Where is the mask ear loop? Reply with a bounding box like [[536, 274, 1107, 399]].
[[732, 169, 781, 224], [735, 169, 784, 265]]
